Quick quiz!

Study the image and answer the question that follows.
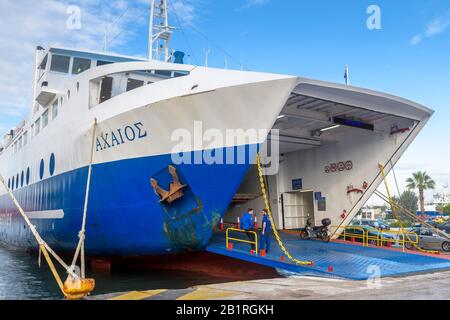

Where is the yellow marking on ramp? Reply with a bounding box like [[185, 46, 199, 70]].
[[177, 287, 236, 300], [110, 289, 167, 300]]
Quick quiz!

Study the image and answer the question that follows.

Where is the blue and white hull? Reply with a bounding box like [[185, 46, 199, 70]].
[[0, 50, 297, 257]]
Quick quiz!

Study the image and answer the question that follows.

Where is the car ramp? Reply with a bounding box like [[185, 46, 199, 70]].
[[206, 231, 450, 280]]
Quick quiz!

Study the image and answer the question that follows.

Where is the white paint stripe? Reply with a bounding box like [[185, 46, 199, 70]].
[[25, 210, 64, 219]]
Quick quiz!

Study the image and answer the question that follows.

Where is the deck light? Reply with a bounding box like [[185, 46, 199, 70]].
[[320, 125, 340, 132]]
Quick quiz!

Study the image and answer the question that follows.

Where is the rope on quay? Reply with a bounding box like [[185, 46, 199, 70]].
[[0, 119, 98, 299]]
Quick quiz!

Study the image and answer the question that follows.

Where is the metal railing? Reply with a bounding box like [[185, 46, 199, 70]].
[[330, 225, 419, 252], [226, 228, 258, 254]]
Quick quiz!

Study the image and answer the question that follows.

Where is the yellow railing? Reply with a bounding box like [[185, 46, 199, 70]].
[[330, 225, 367, 246], [226, 228, 258, 255], [330, 225, 419, 252]]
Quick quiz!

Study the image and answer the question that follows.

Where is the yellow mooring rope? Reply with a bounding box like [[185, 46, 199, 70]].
[[378, 163, 440, 255], [0, 120, 98, 299], [256, 154, 313, 266]]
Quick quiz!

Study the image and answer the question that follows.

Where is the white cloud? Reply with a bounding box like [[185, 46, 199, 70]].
[[410, 14, 450, 46], [0, 0, 149, 131], [237, 0, 270, 11], [170, 0, 197, 26]]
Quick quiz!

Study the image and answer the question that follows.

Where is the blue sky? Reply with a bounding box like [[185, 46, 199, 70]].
[[1, 0, 449, 200]]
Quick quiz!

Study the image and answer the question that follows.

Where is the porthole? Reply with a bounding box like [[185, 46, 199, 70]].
[[26, 168, 30, 185], [11, 176, 14, 190], [20, 171, 24, 187], [76, 82, 80, 93], [67, 90, 71, 100], [49, 153, 55, 176], [16, 174, 19, 189], [8, 178, 11, 189], [39, 159, 45, 180]]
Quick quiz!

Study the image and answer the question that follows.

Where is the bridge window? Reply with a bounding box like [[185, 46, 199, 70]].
[[126, 79, 144, 92], [97, 60, 113, 66], [34, 118, 41, 136], [50, 55, 71, 73], [89, 70, 189, 108], [52, 100, 58, 119], [42, 109, 49, 129], [99, 77, 113, 104], [72, 57, 91, 75]]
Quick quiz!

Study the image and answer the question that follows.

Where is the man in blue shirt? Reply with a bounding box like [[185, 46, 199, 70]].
[[261, 209, 272, 253], [240, 208, 255, 251]]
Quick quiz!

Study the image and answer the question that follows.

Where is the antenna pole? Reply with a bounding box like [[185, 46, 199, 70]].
[[148, 0, 155, 60], [148, 0, 173, 62], [344, 64, 350, 86]]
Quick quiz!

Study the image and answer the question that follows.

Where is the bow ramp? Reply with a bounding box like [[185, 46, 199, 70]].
[[210, 78, 441, 279], [226, 78, 433, 234]]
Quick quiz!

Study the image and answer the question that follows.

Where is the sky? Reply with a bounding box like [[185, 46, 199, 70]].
[[0, 0, 449, 203]]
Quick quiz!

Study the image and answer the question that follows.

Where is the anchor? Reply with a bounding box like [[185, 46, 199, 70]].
[[150, 166, 187, 204]]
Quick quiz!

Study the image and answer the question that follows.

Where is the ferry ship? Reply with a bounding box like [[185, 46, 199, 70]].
[[0, 1, 433, 259]]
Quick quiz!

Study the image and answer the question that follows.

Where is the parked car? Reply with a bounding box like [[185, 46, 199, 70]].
[[435, 222, 450, 235], [352, 219, 390, 230], [401, 226, 450, 252], [339, 226, 395, 246]]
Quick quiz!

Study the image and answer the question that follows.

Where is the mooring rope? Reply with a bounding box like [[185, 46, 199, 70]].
[[70, 119, 97, 279], [256, 154, 313, 266], [378, 163, 446, 254]]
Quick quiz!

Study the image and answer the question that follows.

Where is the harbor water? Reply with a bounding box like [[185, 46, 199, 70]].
[[0, 244, 235, 300]]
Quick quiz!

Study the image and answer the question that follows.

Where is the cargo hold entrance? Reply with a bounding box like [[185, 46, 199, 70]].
[[223, 80, 433, 231]]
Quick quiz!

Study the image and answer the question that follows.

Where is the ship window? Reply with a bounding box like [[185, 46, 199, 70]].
[[26, 168, 30, 185], [39, 159, 45, 180], [52, 100, 58, 119], [16, 174, 19, 189], [155, 70, 172, 77], [99, 77, 113, 104], [174, 71, 189, 78], [11, 176, 14, 190], [39, 54, 48, 70], [7, 178, 10, 189], [34, 118, 41, 136], [50, 55, 70, 73], [21, 171, 24, 187], [42, 110, 49, 129], [49, 153, 56, 176], [126, 79, 144, 92], [97, 60, 113, 66], [72, 57, 91, 75]]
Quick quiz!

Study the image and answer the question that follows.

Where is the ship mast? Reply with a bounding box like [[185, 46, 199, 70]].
[[148, 0, 174, 62]]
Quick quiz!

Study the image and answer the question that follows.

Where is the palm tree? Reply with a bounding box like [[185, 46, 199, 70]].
[[406, 171, 436, 216]]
